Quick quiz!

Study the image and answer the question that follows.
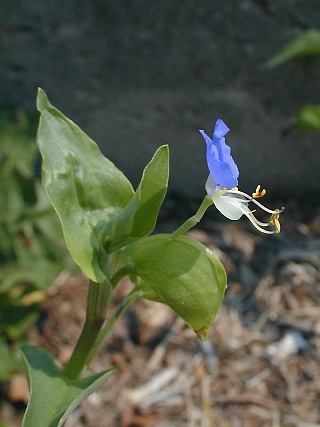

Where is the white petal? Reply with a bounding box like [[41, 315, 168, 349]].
[[205, 175, 217, 195], [212, 194, 245, 220]]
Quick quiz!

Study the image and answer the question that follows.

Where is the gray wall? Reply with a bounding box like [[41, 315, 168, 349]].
[[1, 0, 320, 199]]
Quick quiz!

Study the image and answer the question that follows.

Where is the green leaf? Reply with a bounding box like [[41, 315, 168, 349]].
[[126, 234, 227, 340], [21, 345, 114, 427], [267, 28, 320, 69], [36, 89, 134, 282], [0, 339, 23, 381], [297, 104, 320, 130], [103, 145, 169, 251]]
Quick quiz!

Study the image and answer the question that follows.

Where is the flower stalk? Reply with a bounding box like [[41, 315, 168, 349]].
[[170, 195, 213, 239]]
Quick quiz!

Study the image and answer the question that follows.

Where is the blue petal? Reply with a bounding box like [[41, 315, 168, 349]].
[[213, 119, 229, 139], [200, 119, 239, 189]]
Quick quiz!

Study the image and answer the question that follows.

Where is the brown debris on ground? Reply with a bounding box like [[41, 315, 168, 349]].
[[1, 200, 320, 426]]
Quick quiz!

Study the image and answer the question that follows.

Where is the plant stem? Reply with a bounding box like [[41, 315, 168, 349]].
[[85, 288, 143, 367], [170, 194, 213, 239], [110, 264, 134, 288], [64, 280, 112, 380]]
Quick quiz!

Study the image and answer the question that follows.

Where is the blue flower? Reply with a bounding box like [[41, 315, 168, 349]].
[[200, 119, 239, 189], [200, 119, 283, 234]]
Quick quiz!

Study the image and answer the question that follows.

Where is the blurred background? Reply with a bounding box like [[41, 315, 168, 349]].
[[1, 0, 320, 197], [1, 1, 320, 426]]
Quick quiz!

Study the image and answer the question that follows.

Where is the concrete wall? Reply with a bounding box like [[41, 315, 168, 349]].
[[1, 0, 320, 199]]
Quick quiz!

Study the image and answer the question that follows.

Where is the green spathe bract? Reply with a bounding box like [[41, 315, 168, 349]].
[[126, 234, 227, 341]]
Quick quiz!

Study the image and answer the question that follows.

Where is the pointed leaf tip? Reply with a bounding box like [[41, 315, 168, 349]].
[[36, 88, 51, 113], [195, 327, 209, 342]]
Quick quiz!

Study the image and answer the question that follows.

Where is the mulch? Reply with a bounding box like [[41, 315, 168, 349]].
[[1, 197, 320, 426]]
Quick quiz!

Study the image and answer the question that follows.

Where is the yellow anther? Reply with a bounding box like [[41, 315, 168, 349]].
[[231, 186, 238, 191], [252, 184, 267, 199], [270, 209, 281, 234]]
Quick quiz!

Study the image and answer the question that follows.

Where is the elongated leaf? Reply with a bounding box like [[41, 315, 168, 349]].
[[267, 29, 320, 69], [103, 145, 169, 251], [126, 234, 227, 340], [36, 89, 134, 282], [21, 345, 114, 427]]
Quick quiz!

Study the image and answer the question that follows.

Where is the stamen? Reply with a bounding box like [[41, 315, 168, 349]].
[[270, 209, 282, 234], [246, 211, 276, 234], [224, 189, 281, 214], [249, 210, 272, 227], [252, 184, 266, 199], [208, 178, 284, 234], [230, 191, 284, 233], [250, 198, 282, 214]]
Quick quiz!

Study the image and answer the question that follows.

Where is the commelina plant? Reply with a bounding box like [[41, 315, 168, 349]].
[[21, 89, 283, 427]]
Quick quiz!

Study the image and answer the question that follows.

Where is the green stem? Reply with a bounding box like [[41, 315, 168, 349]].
[[64, 280, 112, 380], [170, 194, 213, 239], [85, 288, 143, 367], [110, 264, 134, 288]]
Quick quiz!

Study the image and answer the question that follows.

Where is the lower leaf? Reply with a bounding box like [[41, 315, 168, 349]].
[[21, 345, 114, 427]]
